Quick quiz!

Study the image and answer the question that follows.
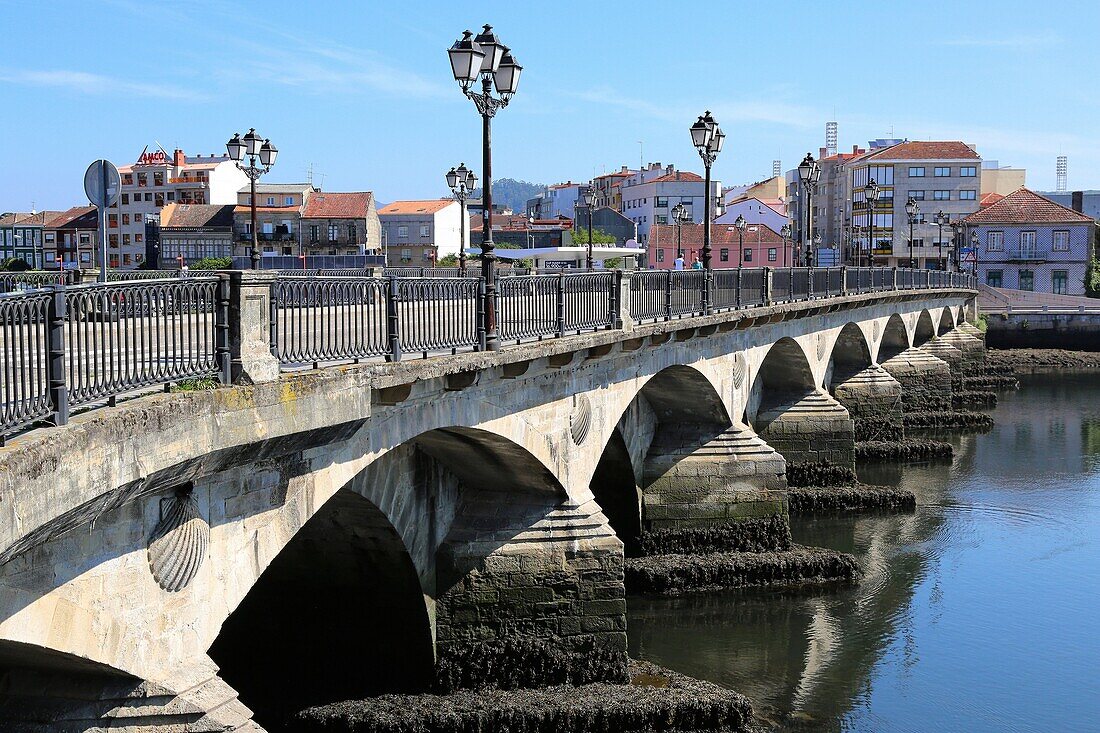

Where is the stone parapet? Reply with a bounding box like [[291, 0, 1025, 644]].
[[881, 347, 953, 411], [641, 424, 787, 530], [757, 391, 855, 468]]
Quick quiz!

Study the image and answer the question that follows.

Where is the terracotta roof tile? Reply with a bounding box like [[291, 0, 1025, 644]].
[[378, 199, 454, 216], [162, 204, 235, 228], [962, 188, 1094, 225], [43, 206, 96, 228], [864, 141, 980, 161], [979, 192, 1005, 208], [646, 171, 704, 184], [301, 192, 374, 219]]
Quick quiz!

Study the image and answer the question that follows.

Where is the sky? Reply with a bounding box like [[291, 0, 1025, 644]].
[[1, 0, 1098, 211]]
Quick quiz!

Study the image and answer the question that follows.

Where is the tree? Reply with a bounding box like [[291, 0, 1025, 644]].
[[1, 257, 30, 272], [1085, 256, 1100, 299], [603, 257, 623, 268], [570, 227, 616, 245], [438, 253, 459, 267], [188, 257, 233, 271]]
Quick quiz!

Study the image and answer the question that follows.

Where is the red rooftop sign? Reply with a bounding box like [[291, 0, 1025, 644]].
[[135, 150, 168, 166]]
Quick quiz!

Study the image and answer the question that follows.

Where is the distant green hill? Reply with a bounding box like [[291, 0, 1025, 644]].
[[472, 178, 545, 214]]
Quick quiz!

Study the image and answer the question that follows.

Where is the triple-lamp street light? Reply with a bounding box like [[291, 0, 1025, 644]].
[[779, 222, 792, 267], [226, 128, 278, 269], [905, 195, 920, 269], [933, 210, 950, 271], [448, 24, 522, 351], [797, 153, 821, 267], [671, 202, 691, 262], [689, 111, 724, 311], [575, 186, 596, 270], [446, 163, 478, 274], [863, 178, 880, 267], [734, 213, 747, 266]]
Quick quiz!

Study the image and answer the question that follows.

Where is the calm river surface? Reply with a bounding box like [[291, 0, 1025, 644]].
[[628, 372, 1100, 732]]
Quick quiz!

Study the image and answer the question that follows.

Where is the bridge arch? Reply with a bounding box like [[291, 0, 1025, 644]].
[[914, 310, 937, 346], [748, 337, 817, 422], [827, 322, 874, 386], [878, 313, 911, 362], [938, 306, 956, 334]]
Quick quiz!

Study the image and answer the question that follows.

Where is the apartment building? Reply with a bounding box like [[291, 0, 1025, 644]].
[[620, 164, 721, 247], [964, 188, 1095, 295], [301, 192, 379, 257], [0, 211, 52, 267], [648, 222, 792, 269], [114, 147, 248, 268], [526, 182, 585, 220], [43, 207, 97, 270], [591, 167, 635, 209], [378, 199, 462, 264], [159, 204, 236, 264], [234, 183, 314, 257], [715, 197, 788, 233]]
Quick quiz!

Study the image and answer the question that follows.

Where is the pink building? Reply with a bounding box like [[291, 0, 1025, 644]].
[[648, 222, 795, 269]]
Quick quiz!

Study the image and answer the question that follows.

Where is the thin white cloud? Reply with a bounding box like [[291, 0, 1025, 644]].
[[571, 88, 819, 129], [934, 31, 1060, 48], [0, 69, 207, 101]]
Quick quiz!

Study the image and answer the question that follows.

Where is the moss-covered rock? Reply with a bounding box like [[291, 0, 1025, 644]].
[[952, 390, 998, 409], [788, 485, 916, 515], [637, 516, 792, 556], [786, 460, 857, 488], [855, 439, 953, 463], [904, 410, 995, 431]]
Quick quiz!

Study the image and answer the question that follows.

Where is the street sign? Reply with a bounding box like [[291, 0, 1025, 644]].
[[84, 159, 121, 208]]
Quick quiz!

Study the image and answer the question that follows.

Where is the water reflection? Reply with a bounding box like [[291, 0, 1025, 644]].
[[628, 372, 1100, 732]]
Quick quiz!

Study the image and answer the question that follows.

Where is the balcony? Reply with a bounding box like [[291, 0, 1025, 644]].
[[1006, 247, 1044, 261]]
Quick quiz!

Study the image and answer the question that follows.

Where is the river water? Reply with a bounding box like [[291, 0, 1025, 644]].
[[628, 372, 1100, 733]]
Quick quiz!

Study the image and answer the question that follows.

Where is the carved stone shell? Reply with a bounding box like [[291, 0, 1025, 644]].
[[570, 394, 592, 446], [148, 491, 209, 593], [816, 334, 827, 361], [732, 354, 746, 389], [873, 322, 881, 342]]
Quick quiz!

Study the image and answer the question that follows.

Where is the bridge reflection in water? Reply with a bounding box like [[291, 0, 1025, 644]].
[[629, 372, 1100, 732]]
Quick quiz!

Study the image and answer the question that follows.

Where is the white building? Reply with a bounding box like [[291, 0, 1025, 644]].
[[715, 197, 788, 234], [377, 199, 463, 264], [619, 164, 721, 246], [114, 147, 247, 268]]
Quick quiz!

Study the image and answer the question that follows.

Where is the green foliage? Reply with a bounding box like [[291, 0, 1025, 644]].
[[187, 256, 233, 271], [975, 313, 989, 333], [0, 257, 31, 272], [170, 377, 221, 392], [471, 178, 546, 215], [1085, 256, 1100, 298], [603, 257, 623, 268], [437, 254, 459, 266], [570, 227, 616, 245]]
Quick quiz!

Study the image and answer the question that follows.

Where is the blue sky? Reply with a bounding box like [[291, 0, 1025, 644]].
[[1, 0, 1097, 210]]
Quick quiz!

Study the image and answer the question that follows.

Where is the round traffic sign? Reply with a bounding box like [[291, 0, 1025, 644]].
[[84, 159, 121, 209]]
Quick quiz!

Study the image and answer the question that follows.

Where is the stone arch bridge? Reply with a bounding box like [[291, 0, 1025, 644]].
[[0, 283, 979, 730]]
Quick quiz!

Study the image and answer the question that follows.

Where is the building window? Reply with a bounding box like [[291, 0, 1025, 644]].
[[911, 238, 924, 249], [145, 193, 153, 202], [135, 213, 143, 223], [135, 233, 143, 243], [768, 247, 777, 262], [986, 270, 1003, 288], [122, 214, 130, 225], [123, 234, 131, 245], [656, 197, 668, 208], [123, 253, 132, 265], [155, 193, 164, 207], [1052, 270, 1068, 294], [910, 190, 925, 200], [397, 226, 408, 238], [167, 192, 175, 202], [720, 248, 729, 262], [1019, 270, 1034, 291], [933, 190, 950, 200], [121, 193, 129, 204], [400, 248, 412, 262], [329, 224, 338, 241], [420, 225, 430, 237], [743, 248, 752, 262], [266, 197, 275, 205], [934, 167, 951, 177], [153, 172, 164, 186], [348, 224, 357, 242], [987, 231, 1003, 251], [961, 166, 977, 177], [1053, 230, 1070, 251], [262, 222, 274, 235], [655, 215, 668, 224], [908, 167, 925, 177], [959, 190, 976, 200], [108, 214, 118, 228], [109, 254, 119, 267], [656, 248, 665, 263], [79, 234, 90, 244], [310, 225, 319, 242], [137, 172, 147, 187], [1020, 230, 1037, 256], [285, 196, 294, 205]]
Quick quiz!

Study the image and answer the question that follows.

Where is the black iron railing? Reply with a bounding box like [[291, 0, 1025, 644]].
[[271, 276, 388, 366], [395, 277, 481, 357], [0, 272, 70, 293], [0, 289, 55, 438]]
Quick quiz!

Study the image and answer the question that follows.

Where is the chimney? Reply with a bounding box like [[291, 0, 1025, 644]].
[[174, 149, 186, 167], [853, 145, 859, 154], [1072, 191, 1084, 213], [820, 147, 827, 159]]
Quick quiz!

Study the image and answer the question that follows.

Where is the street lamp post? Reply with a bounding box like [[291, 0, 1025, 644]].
[[780, 223, 792, 267], [934, 210, 949, 271], [226, 129, 277, 270], [448, 25, 522, 351], [690, 111, 724, 312], [671, 202, 688, 263], [446, 163, 478, 275], [581, 186, 595, 269], [970, 231, 980, 279], [734, 213, 746, 266], [863, 178, 879, 268], [797, 153, 821, 267], [905, 196, 919, 269]]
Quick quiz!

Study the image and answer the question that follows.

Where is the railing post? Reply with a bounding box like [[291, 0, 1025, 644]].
[[386, 275, 402, 361], [736, 266, 742, 308], [228, 271, 280, 384], [608, 270, 623, 330], [555, 272, 566, 337], [840, 266, 848, 296], [617, 270, 633, 332], [476, 277, 487, 351], [216, 274, 232, 383], [807, 266, 815, 300], [892, 266, 898, 291], [702, 270, 712, 315], [47, 285, 69, 427], [763, 267, 773, 306], [664, 270, 673, 321]]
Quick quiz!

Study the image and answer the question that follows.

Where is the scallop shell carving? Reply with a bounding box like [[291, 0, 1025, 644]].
[[816, 334, 827, 361], [732, 354, 746, 389], [148, 491, 209, 592], [873, 322, 881, 342], [570, 394, 592, 445]]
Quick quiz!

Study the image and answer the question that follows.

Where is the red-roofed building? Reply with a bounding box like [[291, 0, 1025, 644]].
[[378, 199, 461, 264], [619, 163, 721, 248], [648, 222, 792, 269], [301, 192, 379, 257], [42, 206, 97, 270], [962, 188, 1096, 295]]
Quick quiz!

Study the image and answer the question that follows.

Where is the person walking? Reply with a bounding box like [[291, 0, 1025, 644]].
[[674, 254, 685, 271], [691, 258, 703, 270]]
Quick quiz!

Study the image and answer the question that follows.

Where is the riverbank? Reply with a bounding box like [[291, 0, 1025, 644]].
[[294, 660, 756, 733], [986, 348, 1100, 372]]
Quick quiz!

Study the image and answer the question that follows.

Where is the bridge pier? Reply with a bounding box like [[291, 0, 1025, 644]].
[[640, 424, 788, 530], [880, 348, 953, 411], [919, 337, 965, 373], [756, 391, 855, 468], [938, 328, 986, 369], [830, 365, 904, 440]]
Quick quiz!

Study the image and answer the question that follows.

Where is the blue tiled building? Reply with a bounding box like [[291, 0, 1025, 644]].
[[963, 188, 1096, 295]]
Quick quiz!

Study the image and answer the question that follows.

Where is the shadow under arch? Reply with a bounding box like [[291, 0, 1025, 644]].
[[937, 306, 956, 334], [914, 310, 936, 346], [878, 313, 910, 362], [209, 425, 569, 729], [593, 364, 733, 547], [828, 322, 873, 386], [749, 337, 817, 422]]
